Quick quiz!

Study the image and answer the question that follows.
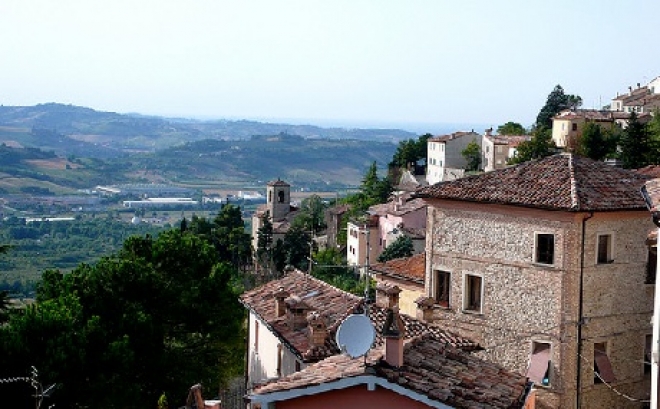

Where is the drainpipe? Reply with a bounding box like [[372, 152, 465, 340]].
[[576, 211, 593, 409]]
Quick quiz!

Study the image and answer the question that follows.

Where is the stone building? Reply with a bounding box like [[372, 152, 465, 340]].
[[415, 153, 655, 408], [251, 179, 299, 258]]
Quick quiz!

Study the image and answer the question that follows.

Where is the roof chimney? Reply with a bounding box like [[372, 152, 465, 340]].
[[307, 311, 328, 347], [274, 287, 290, 317], [285, 296, 310, 330], [375, 283, 401, 310], [382, 306, 406, 367], [415, 296, 435, 322]]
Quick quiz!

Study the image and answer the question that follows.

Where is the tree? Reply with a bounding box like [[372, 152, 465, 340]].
[[283, 226, 311, 271], [389, 133, 431, 169], [461, 139, 481, 171], [536, 85, 582, 129], [292, 195, 327, 235], [497, 122, 527, 135], [377, 235, 414, 262], [256, 211, 274, 268], [647, 108, 660, 165], [576, 122, 613, 161], [509, 127, 556, 164], [619, 111, 651, 169]]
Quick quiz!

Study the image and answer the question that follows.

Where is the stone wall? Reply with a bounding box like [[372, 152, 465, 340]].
[[423, 199, 654, 408]]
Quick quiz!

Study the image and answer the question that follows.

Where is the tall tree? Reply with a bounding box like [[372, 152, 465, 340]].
[[619, 111, 651, 169], [497, 122, 527, 135], [256, 211, 274, 269], [536, 85, 583, 129], [461, 139, 481, 171], [389, 133, 431, 169], [292, 195, 327, 235]]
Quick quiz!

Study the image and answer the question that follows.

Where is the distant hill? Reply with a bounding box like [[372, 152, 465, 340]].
[[0, 103, 417, 156], [0, 104, 410, 191]]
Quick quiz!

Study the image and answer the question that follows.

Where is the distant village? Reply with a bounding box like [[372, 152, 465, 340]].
[[238, 76, 660, 409]]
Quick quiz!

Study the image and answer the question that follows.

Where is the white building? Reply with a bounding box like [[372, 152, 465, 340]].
[[426, 131, 480, 185]]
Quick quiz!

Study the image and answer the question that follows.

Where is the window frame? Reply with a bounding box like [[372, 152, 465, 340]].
[[434, 270, 451, 308], [534, 232, 555, 266], [596, 232, 614, 264], [462, 272, 483, 314], [645, 334, 652, 377], [647, 245, 657, 285]]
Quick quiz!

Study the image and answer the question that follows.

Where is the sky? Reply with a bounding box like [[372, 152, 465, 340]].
[[1, 0, 659, 134]]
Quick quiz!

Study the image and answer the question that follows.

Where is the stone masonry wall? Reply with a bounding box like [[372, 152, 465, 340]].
[[424, 200, 654, 409]]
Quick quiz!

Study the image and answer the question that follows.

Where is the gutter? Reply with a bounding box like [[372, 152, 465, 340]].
[[576, 211, 593, 409]]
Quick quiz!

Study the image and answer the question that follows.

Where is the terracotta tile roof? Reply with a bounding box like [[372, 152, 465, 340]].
[[429, 131, 480, 143], [553, 109, 616, 121], [415, 153, 651, 212], [252, 334, 528, 409], [240, 270, 478, 363], [486, 134, 532, 147], [368, 197, 427, 217], [636, 165, 660, 178], [371, 253, 426, 284]]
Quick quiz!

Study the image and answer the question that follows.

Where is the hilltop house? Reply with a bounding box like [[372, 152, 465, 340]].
[[611, 77, 660, 114], [415, 153, 655, 408], [426, 131, 481, 185], [346, 192, 427, 268], [241, 270, 533, 409], [481, 130, 531, 172]]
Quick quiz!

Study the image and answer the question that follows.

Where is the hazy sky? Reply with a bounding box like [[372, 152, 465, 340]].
[[1, 1, 659, 133]]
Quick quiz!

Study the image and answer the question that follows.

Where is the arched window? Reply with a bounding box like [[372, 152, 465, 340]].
[[278, 190, 285, 203]]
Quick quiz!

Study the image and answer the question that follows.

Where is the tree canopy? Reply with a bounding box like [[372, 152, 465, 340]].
[[377, 235, 414, 262], [509, 127, 556, 165], [461, 139, 481, 171], [536, 85, 582, 129], [0, 229, 245, 409], [497, 122, 527, 135]]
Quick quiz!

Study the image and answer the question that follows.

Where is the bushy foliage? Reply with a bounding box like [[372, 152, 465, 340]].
[[377, 235, 414, 262]]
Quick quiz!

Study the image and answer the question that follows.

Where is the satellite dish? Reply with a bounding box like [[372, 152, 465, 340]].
[[336, 314, 375, 358]]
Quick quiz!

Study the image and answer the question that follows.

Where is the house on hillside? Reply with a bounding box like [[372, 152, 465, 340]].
[[426, 131, 480, 185], [482, 130, 531, 172], [415, 153, 655, 408], [550, 109, 622, 149], [242, 270, 532, 409], [239, 269, 480, 391], [370, 253, 425, 317], [346, 192, 427, 268], [611, 78, 660, 114]]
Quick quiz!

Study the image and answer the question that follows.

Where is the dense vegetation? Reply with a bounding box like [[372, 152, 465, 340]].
[[0, 216, 165, 291], [0, 207, 248, 409]]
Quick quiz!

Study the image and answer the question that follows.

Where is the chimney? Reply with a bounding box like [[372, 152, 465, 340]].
[[484, 127, 492, 136], [274, 287, 290, 317], [307, 311, 327, 347], [382, 306, 406, 367], [375, 283, 401, 310], [415, 296, 435, 322], [285, 296, 309, 330]]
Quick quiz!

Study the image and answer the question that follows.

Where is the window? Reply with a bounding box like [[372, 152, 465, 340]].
[[277, 190, 285, 203], [647, 246, 657, 284], [597, 234, 613, 264], [277, 344, 283, 377], [496, 145, 503, 153], [295, 361, 301, 372], [535, 233, 555, 265], [594, 342, 616, 384], [463, 274, 483, 313], [645, 335, 652, 377], [434, 270, 451, 308], [572, 123, 578, 131], [527, 342, 551, 387]]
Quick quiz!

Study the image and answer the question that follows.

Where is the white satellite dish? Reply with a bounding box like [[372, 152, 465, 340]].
[[336, 314, 376, 358]]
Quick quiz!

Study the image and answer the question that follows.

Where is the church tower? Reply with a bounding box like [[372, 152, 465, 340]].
[[267, 179, 290, 221]]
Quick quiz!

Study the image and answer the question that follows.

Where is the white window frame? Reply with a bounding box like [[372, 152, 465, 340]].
[[534, 232, 555, 266], [596, 232, 614, 265], [462, 272, 483, 314]]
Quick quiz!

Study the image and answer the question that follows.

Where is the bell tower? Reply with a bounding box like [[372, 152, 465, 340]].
[[267, 179, 290, 221]]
